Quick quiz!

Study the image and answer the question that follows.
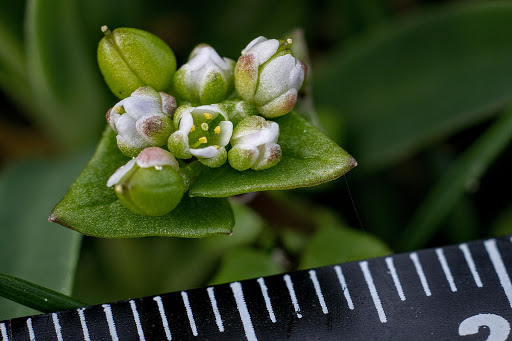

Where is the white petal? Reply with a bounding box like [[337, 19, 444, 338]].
[[254, 54, 296, 105], [116, 114, 147, 147], [242, 36, 268, 54], [236, 127, 275, 146], [246, 39, 279, 65], [123, 95, 161, 119], [288, 62, 305, 89], [218, 120, 233, 147], [190, 146, 218, 158], [107, 158, 136, 187], [178, 112, 194, 133]]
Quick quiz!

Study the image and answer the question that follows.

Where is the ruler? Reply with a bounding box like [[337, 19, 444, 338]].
[[1, 236, 512, 340]]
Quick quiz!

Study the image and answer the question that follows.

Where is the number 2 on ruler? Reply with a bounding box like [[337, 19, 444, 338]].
[[459, 314, 510, 341]]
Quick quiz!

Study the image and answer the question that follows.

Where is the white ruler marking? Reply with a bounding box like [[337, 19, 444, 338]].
[[52, 313, 63, 341], [181, 291, 198, 336], [0, 323, 7, 341], [207, 287, 225, 332], [410, 252, 432, 296], [334, 265, 354, 310], [359, 261, 387, 323], [102, 304, 119, 341], [153, 296, 172, 340], [257, 278, 276, 323], [459, 243, 483, 288], [26, 318, 35, 341], [309, 270, 328, 314], [385, 257, 406, 301], [436, 248, 457, 292], [485, 239, 512, 308], [283, 274, 302, 318], [77, 308, 91, 341], [129, 300, 146, 341], [230, 282, 258, 341]]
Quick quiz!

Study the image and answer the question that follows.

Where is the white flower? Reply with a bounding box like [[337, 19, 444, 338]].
[[235, 36, 305, 118], [228, 115, 281, 171], [168, 105, 233, 168], [107, 87, 177, 157], [174, 44, 235, 104]]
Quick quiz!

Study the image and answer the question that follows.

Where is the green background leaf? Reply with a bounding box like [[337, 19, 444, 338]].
[[315, 2, 512, 171], [51, 127, 234, 238], [190, 112, 356, 197], [0, 152, 88, 320]]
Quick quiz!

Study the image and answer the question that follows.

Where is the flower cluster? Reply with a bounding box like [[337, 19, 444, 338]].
[[99, 27, 305, 216]]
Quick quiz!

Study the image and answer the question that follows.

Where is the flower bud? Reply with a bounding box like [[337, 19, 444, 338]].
[[168, 105, 233, 168], [174, 44, 235, 105], [228, 115, 282, 171], [235, 36, 305, 118], [219, 99, 258, 126], [107, 147, 184, 216], [98, 26, 177, 99], [107, 87, 177, 157]]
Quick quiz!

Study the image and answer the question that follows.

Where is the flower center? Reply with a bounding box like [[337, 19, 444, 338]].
[[189, 112, 225, 149]]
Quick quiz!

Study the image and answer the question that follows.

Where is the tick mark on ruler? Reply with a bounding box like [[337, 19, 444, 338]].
[[129, 300, 146, 341], [0, 323, 7, 341], [309, 270, 328, 314], [153, 296, 172, 340], [181, 291, 198, 336], [77, 308, 91, 341], [257, 278, 276, 323], [102, 304, 119, 341], [410, 252, 431, 296], [207, 287, 225, 332], [436, 248, 457, 292], [485, 239, 512, 308], [283, 274, 302, 318], [26, 318, 35, 341], [459, 243, 483, 288], [360, 261, 387, 323], [385, 257, 406, 301], [52, 313, 63, 341], [334, 265, 354, 310], [231, 282, 258, 341]]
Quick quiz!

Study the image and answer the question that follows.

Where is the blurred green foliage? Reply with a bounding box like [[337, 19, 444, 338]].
[[1, 0, 512, 321]]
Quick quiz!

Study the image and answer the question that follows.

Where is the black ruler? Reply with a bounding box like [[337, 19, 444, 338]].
[[2, 236, 512, 340]]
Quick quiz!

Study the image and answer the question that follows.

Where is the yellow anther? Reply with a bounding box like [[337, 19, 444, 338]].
[[201, 123, 209, 131], [287, 38, 293, 44], [203, 113, 212, 119], [199, 137, 208, 144], [114, 106, 123, 113], [214, 145, 220, 149], [214, 126, 221, 134], [190, 125, 196, 132]]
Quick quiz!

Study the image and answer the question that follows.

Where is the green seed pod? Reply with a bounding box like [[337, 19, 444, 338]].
[[98, 26, 177, 99], [107, 147, 184, 216]]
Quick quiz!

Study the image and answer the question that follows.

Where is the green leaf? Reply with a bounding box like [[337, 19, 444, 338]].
[[50, 127, 234, 238], [190, 111, 357, 197], [209, 247, 284, 286], [0, 153, 88, 320], [314, 2, 512, 171], [300, 213, 391, 269], [398, 108, 512, 251], [25, 0, 110, 147], [0, 273, 85, 313]]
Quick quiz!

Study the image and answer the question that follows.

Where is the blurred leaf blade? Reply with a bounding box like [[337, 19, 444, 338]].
[[25, 0, 110, 146], [0, 151, 90, 320], [315, 2, 512, 171], [398, 108, 512, 251], [51, 127, 234, 238], [0, 273, 85, 313]]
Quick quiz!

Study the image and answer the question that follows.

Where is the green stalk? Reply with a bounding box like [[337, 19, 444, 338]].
[[0, 273, 86, 314]]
